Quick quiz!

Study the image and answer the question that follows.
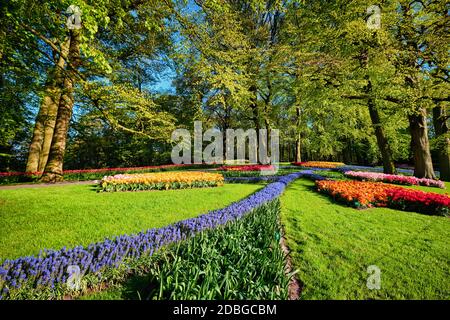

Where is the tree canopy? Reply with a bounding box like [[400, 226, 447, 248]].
[[0, 0, 448, 180]]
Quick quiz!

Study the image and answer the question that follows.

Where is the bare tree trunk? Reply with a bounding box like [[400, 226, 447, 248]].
[[41, 30, 80, 182], [432, 105, 450, 181], [409, 107, 436, 179], [26, 39, 70, 174]]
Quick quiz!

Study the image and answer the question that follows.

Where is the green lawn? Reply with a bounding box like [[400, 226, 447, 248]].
[[281, 179, 450, 300], [0, 183, 263, 260], [408, 184, 449, 194]]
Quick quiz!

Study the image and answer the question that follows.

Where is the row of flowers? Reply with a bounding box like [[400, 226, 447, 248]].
[[224, 176, 280, 183], [316, 180, 450, 216], [292, 161, 345, 169], [0, 164, 195, 177], [345, 171, 445, 189], [99, 172, 224, 192], [334, 165, 436, 177], [0, 172, 303, 298], [217, 165, 275, 171]]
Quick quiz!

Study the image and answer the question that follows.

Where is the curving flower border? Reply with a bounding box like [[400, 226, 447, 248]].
[[0, 172, 303, 295]]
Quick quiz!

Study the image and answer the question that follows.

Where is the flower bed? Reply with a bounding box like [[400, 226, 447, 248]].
[[217, 164, 275, 171], [385, 188, 450, 216], [334, 165, 435, 177], [99, 171, 224, 192], [316, 180, 450, 216], [316, 180, 394, 207], [299, 170, 329, 182], [0, 164, 189, 178], [144, 199, 289, 300], [345, 171, 444, 188], [225, 176, 280, 183], [0, 172, 302, 299], [0, 164, 215, 184], [292, 161, 345, 168]]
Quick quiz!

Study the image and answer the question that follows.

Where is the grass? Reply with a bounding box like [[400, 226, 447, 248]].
[[0, 182, 263, 260], [408, 184, 449, 194], [281, 178, 450, 299]]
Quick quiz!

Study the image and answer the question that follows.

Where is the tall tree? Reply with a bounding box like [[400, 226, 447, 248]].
[[389, 0, 437, 178]]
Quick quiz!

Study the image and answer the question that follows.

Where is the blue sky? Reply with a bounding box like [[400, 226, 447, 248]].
[[147, 0, 202, 95]]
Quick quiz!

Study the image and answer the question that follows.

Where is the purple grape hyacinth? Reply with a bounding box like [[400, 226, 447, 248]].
[[0, 172, 304, 296]]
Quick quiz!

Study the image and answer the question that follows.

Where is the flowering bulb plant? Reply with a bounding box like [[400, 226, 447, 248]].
[[0, 172, 302, 298], [217, 165, 275, 171], [0, 164, 191, 177], [315, 180, 450, 216], [99, 171, 224, 192], [316, 180, 395, 207], [345, 171, 444, 189], [292, 161, 345, 169]]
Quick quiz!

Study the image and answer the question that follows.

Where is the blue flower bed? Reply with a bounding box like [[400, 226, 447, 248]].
[[0, 172, 303, 297], [299, 169, 329, 181]]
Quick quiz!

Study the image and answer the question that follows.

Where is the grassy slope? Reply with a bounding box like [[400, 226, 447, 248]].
[[281, 179, 450, 299], [0, 183, 262, 260]]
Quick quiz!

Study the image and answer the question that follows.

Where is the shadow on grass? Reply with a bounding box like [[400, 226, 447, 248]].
[[119, 273, 159, 300]]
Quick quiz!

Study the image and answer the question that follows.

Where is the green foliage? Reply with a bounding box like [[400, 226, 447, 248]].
[[80, 199, 290, 300], [144, 200, 289, 300], [2, 0, 448, 172], [312, 170, 346, 180]]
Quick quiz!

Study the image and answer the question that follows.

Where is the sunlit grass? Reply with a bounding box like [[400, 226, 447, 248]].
[[281, 178, 450, 299], [0, 182, 262, 259]]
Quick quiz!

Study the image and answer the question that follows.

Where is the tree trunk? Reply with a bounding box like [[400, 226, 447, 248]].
[[249, 84, 259, 163], [367, 101, 396, 174], [26, 101, 48, 173], [359, 48, 396, 174], [408, 108, 436, 179], [432, 105, 450, 181], [26, 39, 70, 174], [41, 30, 80, 182], [39, 40, 71, 172], [295, 106, 301, 163]]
